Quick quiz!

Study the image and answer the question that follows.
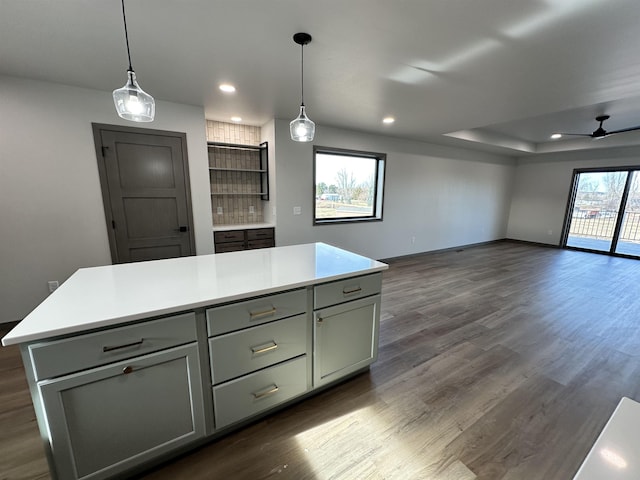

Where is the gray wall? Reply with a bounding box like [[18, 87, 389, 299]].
[[272, 119, 516, 260], [0, 75, 212, 324], [507, 147, 640, 245]]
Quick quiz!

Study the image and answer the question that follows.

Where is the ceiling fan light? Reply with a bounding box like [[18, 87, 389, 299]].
[[113, 70, 155, 122], [219, 83, 236, 93], [290, 105, 315, 142]]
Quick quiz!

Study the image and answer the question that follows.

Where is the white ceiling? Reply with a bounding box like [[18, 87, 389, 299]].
[[2, 0, 640, 155]]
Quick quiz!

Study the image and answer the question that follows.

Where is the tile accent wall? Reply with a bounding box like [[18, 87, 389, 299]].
[[206, 121, 264, 226], [206, 120, 261, 146]]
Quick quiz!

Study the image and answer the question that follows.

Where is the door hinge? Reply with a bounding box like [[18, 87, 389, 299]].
[[111, 220, 116, 229], [101, 146, 108, 157]]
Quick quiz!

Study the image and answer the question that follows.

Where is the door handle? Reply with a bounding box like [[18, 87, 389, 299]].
[[177, 226, 188, 232]]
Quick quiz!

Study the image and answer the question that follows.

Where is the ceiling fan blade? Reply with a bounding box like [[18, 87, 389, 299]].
[[604, 125, 640, 136], [554, 116, 640, 140], [556, 133, 593, 137]]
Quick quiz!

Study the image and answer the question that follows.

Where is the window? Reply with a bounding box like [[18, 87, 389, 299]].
[[313, 146, 386, 224]]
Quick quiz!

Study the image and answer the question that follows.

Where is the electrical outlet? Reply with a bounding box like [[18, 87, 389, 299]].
[[249, 205, 255, 214], [217, 207, 223, 215], [48, 281, 59, 293], [547, 229, 553, 235], [411, 236, 416, 244]]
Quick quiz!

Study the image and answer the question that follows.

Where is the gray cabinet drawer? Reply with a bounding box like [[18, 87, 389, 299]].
[[214, 230, 245, 243], [247, 228, 274, 240], [213, 356, 307, 429], [29, 312, 197, 381], [215, 241, 245, 253], [314, 273, 382, 309], [209, 313, 308, 384], [206, 289, 307, 336], [247, 238, 274, 249]]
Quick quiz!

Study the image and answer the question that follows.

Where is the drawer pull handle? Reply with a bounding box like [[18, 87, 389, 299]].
[[122, 366, 134, 375], [249, 307, 277, 320], [251, 342, 278, 355], [102, 339, 144, 353], [343, 286, 362, 296], [252, 384, 279, 399]]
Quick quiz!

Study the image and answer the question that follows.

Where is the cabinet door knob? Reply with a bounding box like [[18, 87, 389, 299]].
[[122, 366, 134, 375]]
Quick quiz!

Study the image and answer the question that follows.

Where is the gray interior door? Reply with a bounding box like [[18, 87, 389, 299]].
[[93, 124, 196, 263]]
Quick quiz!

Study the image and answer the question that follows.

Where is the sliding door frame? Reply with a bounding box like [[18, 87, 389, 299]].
[[562, 165, 640, 258]]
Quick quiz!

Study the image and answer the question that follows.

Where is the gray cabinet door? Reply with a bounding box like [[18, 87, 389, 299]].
[[38, 343, 206, 480], [313, 295, 381, 387]]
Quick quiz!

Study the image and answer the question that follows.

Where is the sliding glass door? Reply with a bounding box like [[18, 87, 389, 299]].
[[564, 168, 640, 257], [615, 171, 640, 256]]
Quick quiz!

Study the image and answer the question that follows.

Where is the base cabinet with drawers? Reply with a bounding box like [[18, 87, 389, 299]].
[[12, 250, 386, 480], [214, 227, 275, 253], [206, 288, 312, 430]]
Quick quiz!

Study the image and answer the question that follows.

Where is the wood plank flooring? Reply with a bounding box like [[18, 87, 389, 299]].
[[3, 241, 640, 479]]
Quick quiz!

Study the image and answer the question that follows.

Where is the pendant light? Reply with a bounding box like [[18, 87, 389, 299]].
[[112, 0, 155, 122], [290, 33, 315, 142]]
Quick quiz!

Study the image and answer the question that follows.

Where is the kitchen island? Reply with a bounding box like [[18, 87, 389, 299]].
[[2, 243, 388, 480]]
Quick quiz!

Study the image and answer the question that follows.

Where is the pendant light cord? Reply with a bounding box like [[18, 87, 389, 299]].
[[121, 0, 133, 72], [300, 43, 305, 106]]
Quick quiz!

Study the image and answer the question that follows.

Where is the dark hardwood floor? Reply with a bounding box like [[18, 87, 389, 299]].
[[2, 241, 640, 479]]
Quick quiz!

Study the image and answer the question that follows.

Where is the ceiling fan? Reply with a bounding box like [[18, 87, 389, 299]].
[[554, 115, 640, 139]]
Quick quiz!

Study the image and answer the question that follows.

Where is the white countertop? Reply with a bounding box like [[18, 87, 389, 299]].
[[2, 243, 387, 346], [573, 397, 640, 479], [212, 223, 275, 232]]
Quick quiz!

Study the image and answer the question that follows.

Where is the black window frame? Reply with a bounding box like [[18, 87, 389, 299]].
[[313, 146, 386, 225]]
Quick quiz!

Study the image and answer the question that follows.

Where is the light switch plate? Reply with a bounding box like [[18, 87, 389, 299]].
[[293, 206, 301, 215]]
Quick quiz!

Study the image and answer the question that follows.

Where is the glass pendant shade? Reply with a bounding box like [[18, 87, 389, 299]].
[[113, 70, 155, 122], [290, 105, 315, 142]]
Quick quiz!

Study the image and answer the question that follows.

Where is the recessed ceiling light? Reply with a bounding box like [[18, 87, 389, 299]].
[[383, 117, 395, 124], [551, 133, 562, 139], [231, 116, 242, 123], [219, 84, 236, 93]]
